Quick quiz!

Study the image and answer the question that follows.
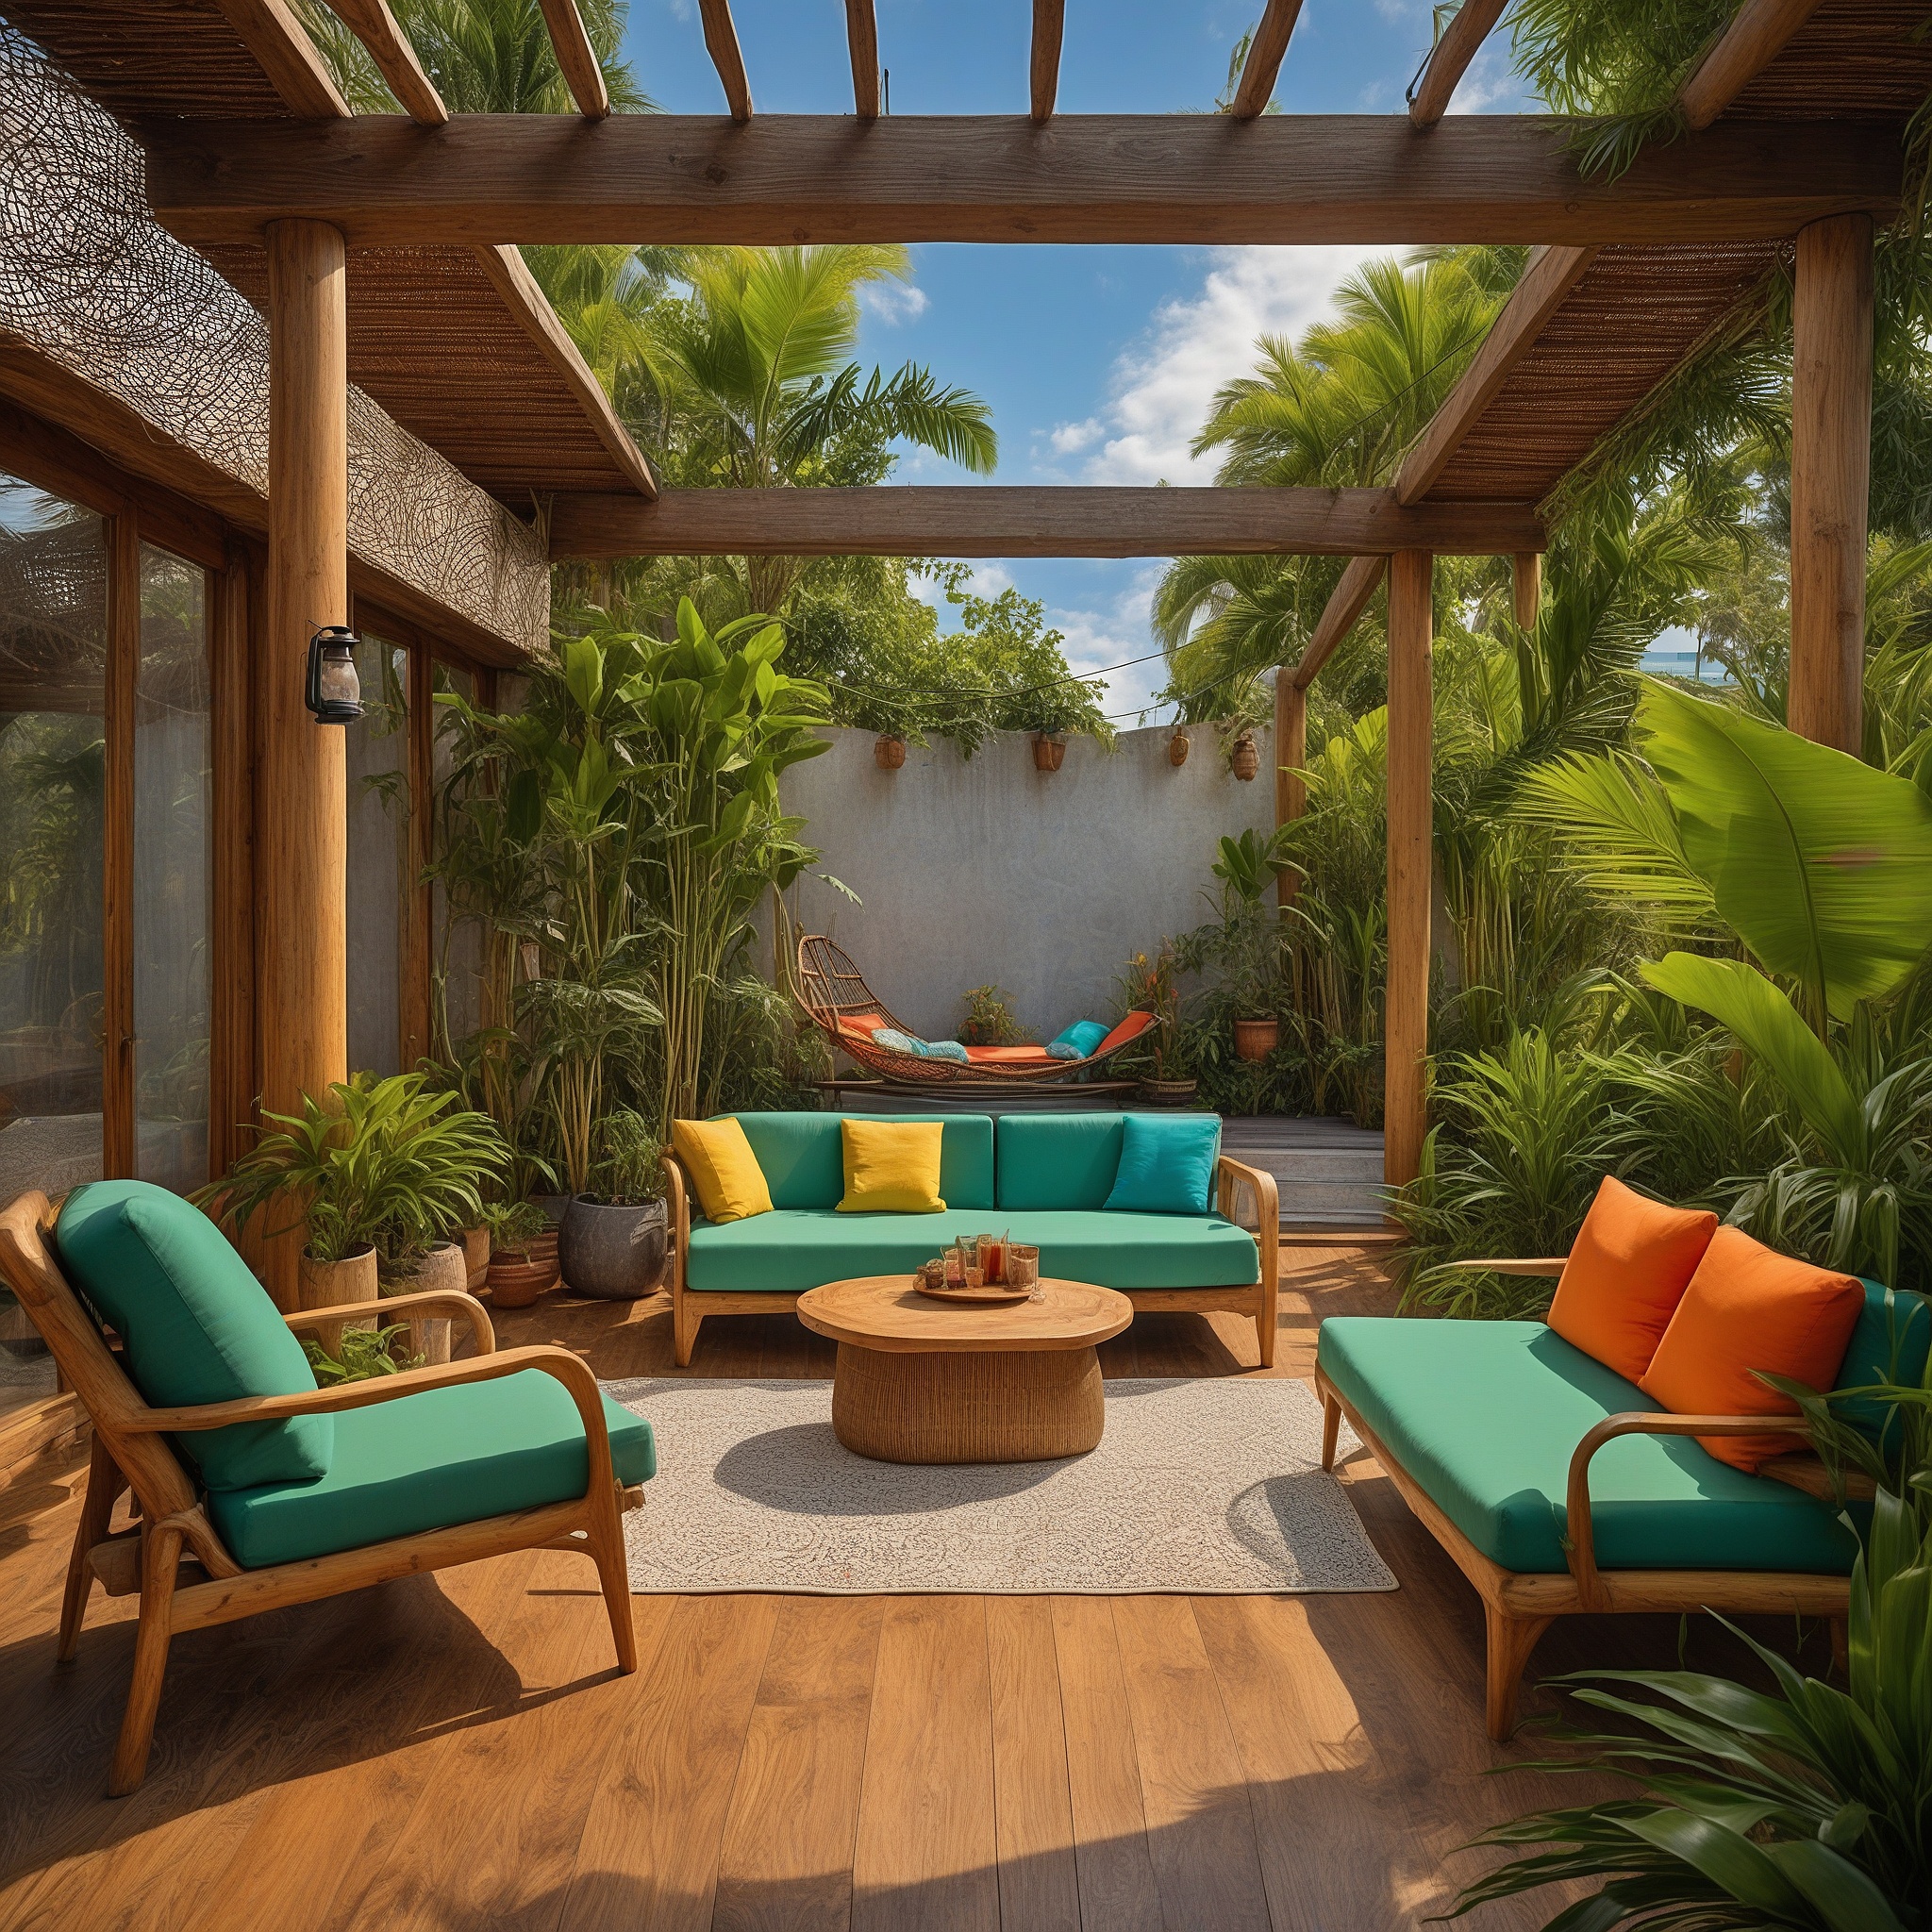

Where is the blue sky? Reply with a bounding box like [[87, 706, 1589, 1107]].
[[621, 2, 1536, 716]]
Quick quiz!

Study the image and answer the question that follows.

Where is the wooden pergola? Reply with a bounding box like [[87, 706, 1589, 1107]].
[[12, 0, 1915, 1195]]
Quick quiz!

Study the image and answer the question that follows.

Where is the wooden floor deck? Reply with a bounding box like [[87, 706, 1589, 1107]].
[[0, 1246, 1821, 1931]]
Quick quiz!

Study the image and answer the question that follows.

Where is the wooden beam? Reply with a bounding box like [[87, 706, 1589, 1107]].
[[535, 0, 611, 119], [1678, 0, 1824, 131], [547, 488, 1543, 560], [1030, 0, 1065, 123], [846, 0, 880, 119], [1291, 556, 1385, 689], [1789, 212, 1873, 756], [138, 114, 1901, 250], [1408, 0, 1509, 129], [699, 0, 754, 123], [326, 0, 449, 125], [1394, 244, 1598, 504], [1231, 0, 1304, 119], [473, 245, 657, 498], [1384, 549, 1433, 1191], [211, 0, 351, 118], [1512, 551, 1541, 629], [261, 218, 350, 1144]]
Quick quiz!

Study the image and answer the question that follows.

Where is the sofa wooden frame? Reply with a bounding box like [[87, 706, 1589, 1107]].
[[663, 1148, 1280, 1371], [1314, 1255, 1853, 1740], [0, 1191, 644, 1796]]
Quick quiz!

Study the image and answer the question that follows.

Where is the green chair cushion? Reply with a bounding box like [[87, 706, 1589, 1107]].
[[1316, 1316, 1858, 1576], [206, 1370, 656, 1570], [686, 1207, 1257, 1295], [994, 1114, 1124, 1211], [57, 1179, 331, 1491], [730, 1112, 995, 1211]]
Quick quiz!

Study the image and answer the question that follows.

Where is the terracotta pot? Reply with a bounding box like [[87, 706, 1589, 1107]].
[[1234, 1016, 1280, 1062], [458, 1224, 490, 1291], [486, 1254, 556, 1309], [297, 1242, 377, 1312], [1031, 733, 1066, 773], [384, 1241, 466, 1363], [1139, 1077, 1199, 1108], [1168, 728, 1191, 767], [559, 1196, 668, 1300], [1229, 731, 1260, 781], [874, 733, 907, 770]]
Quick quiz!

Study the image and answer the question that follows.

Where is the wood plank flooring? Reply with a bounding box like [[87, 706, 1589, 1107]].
[[0, 1247, 1827, 1931]]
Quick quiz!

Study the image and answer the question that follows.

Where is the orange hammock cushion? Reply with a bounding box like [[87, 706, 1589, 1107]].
[[962, 1045, 1057, 1063]]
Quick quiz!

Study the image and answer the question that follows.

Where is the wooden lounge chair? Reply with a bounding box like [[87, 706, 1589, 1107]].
[[797, 933, 1156, 1087], [0, 1186, 653, 1794]]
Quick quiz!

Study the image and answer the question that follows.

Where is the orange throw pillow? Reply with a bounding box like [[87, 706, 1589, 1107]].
[[1638, 1225, 1865, 1473], [1545, 1176, 1717, 1383]]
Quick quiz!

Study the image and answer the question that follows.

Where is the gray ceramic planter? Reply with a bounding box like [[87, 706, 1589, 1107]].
[[559, 1196, 668, 1301]]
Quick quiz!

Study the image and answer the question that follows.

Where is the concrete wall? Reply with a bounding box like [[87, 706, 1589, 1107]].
[[777, 724, 1275, 1043]]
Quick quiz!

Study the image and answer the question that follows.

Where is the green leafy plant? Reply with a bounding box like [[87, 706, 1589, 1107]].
[[591, 1108, 664, 1208], [198, 1073, 508, 1267], [480, 1198, 551, 1260], [302, 1323, 425, 1386], [959, 984, 1024, 1047]]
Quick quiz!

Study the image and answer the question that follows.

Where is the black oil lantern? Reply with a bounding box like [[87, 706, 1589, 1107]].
[[306, 625, 363, 724]]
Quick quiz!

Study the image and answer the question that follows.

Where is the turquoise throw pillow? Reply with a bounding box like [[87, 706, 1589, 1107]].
[[58, 1180, 333, 1491], [1047, 1019, 1108, 1061], [1104, 1114, 1222, 1215]]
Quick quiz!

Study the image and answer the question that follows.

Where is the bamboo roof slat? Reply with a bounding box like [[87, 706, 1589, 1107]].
[[1724, 0, 1932, 120], [846, 0, 880, 120], [1420, 242, 1781, 506], [1679, 0, 1824, 129], [0, 0, 290, 116], [1231, 0, 1304, 119], [1030, 0, 1064, 123], [1408, 0, 1510, 129], [327, 0, 449, 125], [535, 0, 610, 120], [699, 0, 754, 122]]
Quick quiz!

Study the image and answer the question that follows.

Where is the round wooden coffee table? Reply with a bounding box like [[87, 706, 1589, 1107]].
[[795, 1275, 1134, 1464]]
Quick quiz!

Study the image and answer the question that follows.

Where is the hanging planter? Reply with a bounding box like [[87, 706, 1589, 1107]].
[[874, 733, 907, 771], [1032, 732, 1067, 773], [1233, 1017, 1281, 1062], [1229, 730, 1260, 781], [1168, 727, 1191, 768]]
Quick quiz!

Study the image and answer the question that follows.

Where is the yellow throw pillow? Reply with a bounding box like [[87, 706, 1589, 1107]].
[[671, 1117, 774, 1224], [838, 1119, 946, 1213]]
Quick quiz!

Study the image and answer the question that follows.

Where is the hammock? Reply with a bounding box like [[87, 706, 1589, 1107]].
[[795, 934, 1156, 1088]]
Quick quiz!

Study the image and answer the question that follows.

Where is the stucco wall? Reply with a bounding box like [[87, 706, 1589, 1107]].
[[777, 724, 1276, 1044]]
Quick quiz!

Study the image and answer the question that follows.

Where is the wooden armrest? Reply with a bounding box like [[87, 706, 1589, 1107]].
[[1215, 1153, 1279, 1231], [123, 1343, 600, 1433], [1440, 1257, 1567, 1277], [1565, 1410, 1813, 1606], [285, 1288, 495, 1354]]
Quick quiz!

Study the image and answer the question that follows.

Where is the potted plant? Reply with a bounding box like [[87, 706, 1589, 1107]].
[[559, 1108, 668, 1301], [481, 1199, 559, 1308], [959, 983, 1024, 1047], [1211, 829, 1290, 1060], [1119, 946, 1196, 1105]]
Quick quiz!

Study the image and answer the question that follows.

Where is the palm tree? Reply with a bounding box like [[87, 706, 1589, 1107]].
[[635, 246, 998, 614], [299, 0, 650, 114]]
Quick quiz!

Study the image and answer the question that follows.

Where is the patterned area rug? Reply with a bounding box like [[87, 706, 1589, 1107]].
[[605, 1376, 1397, 1595]]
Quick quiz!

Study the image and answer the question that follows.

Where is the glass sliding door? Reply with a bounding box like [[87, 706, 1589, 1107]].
[[133, 543, 211, 1191], [0, 472, 107, 1417]]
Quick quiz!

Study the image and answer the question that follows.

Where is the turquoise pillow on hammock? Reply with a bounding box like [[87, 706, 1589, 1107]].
[[1048, 1020, 1109, 1060], [874, 1026, 970, 1063]]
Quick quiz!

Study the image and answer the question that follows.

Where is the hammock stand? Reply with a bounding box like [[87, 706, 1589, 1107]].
[[795, 934, 1156, 1091]]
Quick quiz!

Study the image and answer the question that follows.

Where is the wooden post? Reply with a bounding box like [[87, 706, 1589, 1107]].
[[1384, 551, 1433, 1191], [1512, 551, 1541, 630], [208, 545, 257, 1182], [102, 513, 139, 1181], [1790, 213, 1874, 756], [260, 219, 349, 1303], [1274, 669, 1307, 909], [401, 645, 435, 1071]]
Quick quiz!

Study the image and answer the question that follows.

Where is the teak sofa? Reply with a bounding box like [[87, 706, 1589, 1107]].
[[663, 1111, 1278, 1368], [0, 1183, 657, 1794], [1315, 1261, 1927, 1740]]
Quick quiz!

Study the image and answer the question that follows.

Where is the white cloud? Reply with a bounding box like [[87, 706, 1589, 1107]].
[[1044, 564, 1173, 721], [1048, 417, 1105, 456], [1080, 245, 1382, 485], [859, 281, 930, 325], [1446, 45, 1530, 114]]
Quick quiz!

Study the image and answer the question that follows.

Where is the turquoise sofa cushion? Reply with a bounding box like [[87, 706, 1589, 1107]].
[[1317, 1315, 1858, 1576], [57, 1179, 332, 1491], [1106, 1113, 1221, 1215], [206, 1371, 656, 1570], [995, 1114, 1124, 1211], [1836, 1281, 1929, 1440], [730, 1112, 994, 1211], [686, 1207, 1257, 1295]]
